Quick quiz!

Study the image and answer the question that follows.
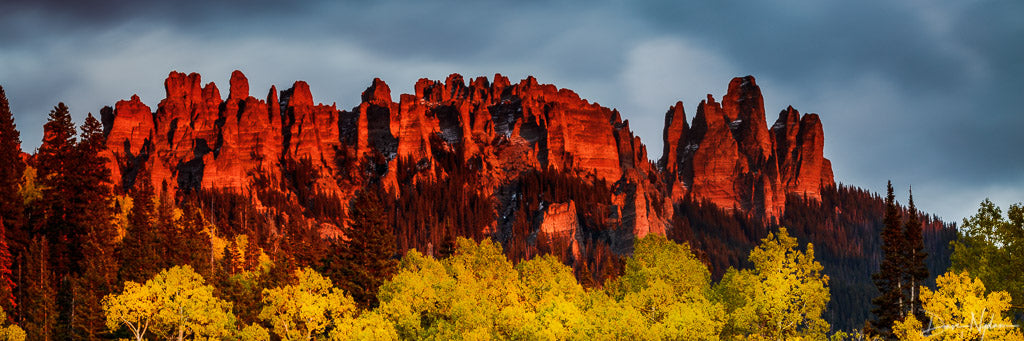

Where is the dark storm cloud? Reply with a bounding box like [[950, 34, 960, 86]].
[[1, 0, 303, 24], [0, 0, 1020, 220], [635, 2, 977, 93]]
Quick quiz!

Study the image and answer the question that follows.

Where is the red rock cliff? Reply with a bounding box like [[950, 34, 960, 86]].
[[102, 71, 833, 239], [660, 76, 835, 218]]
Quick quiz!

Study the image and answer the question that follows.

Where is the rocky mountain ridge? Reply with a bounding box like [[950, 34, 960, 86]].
[[101, 71, 834, 242]]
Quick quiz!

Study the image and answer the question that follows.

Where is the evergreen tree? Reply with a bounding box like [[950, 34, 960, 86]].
[[35, 102, 78, 260], [68, 114, 119, 339], [118, 165, 162, 283], [437, 233, 456, 259], [243, 236, 261, 271], [178, 202, 214, 278], [154, 185, 180, 270], [902, 188, 928, 326], [34, 103, 79, 340], [0, 86, 26, 253], [22, 236, 55, 340], [868, 181, 907, 339], [34, 101, 74, 158], [0, 88, 26, 320], [224, 239, 243, 276], [218, 242, 235, 278], [321, 182, 397, 308], [0, 219, 15, 318]]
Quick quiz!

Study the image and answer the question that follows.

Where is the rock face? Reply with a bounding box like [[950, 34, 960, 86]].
[[102, 71, 833, 239], [106, 95, 153, 188], [539, 201, 581, 259], [660, 76, 835, 217], [105, 71, 292, 192]]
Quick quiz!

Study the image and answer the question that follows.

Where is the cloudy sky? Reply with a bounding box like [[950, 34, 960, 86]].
[[1, 0, 1021, 222]]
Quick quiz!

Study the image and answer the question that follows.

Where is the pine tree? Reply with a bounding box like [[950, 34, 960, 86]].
[[224, 239, 243, 276], [118, 165, 162, 283], [35, 102, 81, 272], [68, 114, 119, 339], [154, 185, 179, 269], [0, 87, 26, 322], [0, 86, 26, 253], [243, 236, 261, 271], [178, 202, 214, 278], [0, 219, 15, 318], [35, 102, 76, 200], [902, 188, 929, 325], [321, 182, 396, 308], [22, 236, 55, 341], [438, 233, 456, 259], [34, 103, 79, 340], [868, 181, 907, 339]]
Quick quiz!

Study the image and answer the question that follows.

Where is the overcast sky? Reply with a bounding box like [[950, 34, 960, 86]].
[[1, 0, 1021, 222]]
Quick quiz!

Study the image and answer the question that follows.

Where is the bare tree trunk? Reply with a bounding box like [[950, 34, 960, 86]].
[[897, 281, 903, 318]]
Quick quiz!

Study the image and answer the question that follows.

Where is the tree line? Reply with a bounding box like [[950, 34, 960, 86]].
[[100, 222, 1024, 340], [101, 230, 833, 340]]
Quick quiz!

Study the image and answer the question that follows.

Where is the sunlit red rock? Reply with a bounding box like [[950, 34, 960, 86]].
[[108, 95, 152, 157], [512, 77, 624, 181], [723, 76, 773, 162], [228, 70, 249, 101], [660, 76, 836, 217], [101, 71, 835, 241], [204, 71, 283, 189], [659, 101, 688, 179], [686, 95, 746, 210], [792, 113, 834, 198], [289, 82, 338, 162], [539, 201, 581, 258]]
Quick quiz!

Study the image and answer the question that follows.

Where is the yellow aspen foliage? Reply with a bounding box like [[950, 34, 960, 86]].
[[17, 166, 43, 206], [103, 281, 158, 341], [894, 271, 1023, 340], [102, 265, 236, 341], [581, 290, 650, 340], [514, 254, 589, 339], [894, 315, 927, 341], [0, 307, 25, 341], [331, 311, 398, 341], [715, 227, 830, 340], [607, 234, 725, 340], [259, 267, 357, 340], [438, 238, 525, 339], [378, 238, 595, 340], [237, 323, 271, 341], [111, 194, 132, 242], [376, 249, 455, 339]]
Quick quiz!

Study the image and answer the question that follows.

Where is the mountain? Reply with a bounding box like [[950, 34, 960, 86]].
[[102, 71, 832, 232], [98, 70, 955, 331]]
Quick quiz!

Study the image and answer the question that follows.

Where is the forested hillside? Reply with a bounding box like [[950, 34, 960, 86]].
[[0, 73, 1007, 340]]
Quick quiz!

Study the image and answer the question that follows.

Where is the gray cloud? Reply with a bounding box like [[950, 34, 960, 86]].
[[0, 0, 1020, 221]]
